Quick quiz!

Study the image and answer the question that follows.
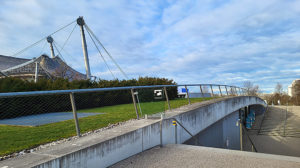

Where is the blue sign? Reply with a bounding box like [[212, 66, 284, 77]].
[[181, 88, 189, 93]]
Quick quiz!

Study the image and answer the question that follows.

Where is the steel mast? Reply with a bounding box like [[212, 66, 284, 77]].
[[77, 16, 91, 79], [47, 36, 55, 58]]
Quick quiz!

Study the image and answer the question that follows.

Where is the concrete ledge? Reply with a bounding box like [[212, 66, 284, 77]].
[[0, 96, 266, 168]]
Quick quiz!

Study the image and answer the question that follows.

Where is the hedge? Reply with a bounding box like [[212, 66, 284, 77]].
[[0, 77, 177, 119]]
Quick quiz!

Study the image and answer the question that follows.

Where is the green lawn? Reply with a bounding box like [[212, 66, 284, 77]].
[[0, 97, 213, 156]]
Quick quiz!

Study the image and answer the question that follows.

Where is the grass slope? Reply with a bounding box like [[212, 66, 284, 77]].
[[0, 97, 213, 156]]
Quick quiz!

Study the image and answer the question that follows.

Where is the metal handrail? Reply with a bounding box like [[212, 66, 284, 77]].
[[241, 123, 258, 152], [258, 105, 268, 135], [170, 118, 200, 145], [0, 83, 247, 98]]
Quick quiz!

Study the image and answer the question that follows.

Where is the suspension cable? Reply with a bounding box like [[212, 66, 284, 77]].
[[53, 41, 66, 62], [53, 39, 72, 61], [59, 23, 77, 53], [84, 24, 129, 79], [39, 40, 47, 56], [12, 20, 76, 57], [86, 27, 116, 79], [12, 38, 45, 57]]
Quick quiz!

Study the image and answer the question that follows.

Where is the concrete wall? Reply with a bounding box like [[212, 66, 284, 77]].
[[184, 110, 240, 150], [34, 96, 266, 168]]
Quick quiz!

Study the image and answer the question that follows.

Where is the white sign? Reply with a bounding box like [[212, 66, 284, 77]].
[[154, 90, 163, 99]]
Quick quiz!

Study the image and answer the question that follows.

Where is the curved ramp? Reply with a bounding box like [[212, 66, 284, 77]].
[[0, 96, 266, 168]]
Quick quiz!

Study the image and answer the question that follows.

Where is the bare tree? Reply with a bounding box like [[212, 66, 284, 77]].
[[274, 82, 283, 94], [243, 81, 260, 96]]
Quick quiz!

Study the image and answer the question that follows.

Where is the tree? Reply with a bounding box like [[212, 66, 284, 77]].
[[243, 81, 260, 96], [274, 83, 283, 94], [262, 82, 292, 105]]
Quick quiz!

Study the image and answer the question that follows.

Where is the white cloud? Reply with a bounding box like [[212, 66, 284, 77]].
[[0, 0, 300, 92]]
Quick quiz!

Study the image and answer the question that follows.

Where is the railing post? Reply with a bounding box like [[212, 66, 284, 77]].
[[239, 120, 243, 151], [225, 86, 229, 96], [185, 85, 191, 105], [164, 87, 171, 111], [175, 123, 177, 144], [235, 87, 238, 96], [173, 120, 178, 144], [200, 85, 204, 98], [210, 85, 214, 97], [34, 62, 39, 83], [218, 85, 222, 97], [69, 92, 81, 137], [131, 88, 140, 120]]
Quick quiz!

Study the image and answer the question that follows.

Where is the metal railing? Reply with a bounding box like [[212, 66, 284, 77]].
[[170, 118, 200, 145], [0, 84, 246, 137], [0, 84, 245, 98], [241, 123, 258, 152]]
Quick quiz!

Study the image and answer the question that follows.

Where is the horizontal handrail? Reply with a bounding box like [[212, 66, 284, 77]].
[[0, 83, 247, 98], [177, 84, 241, 87]]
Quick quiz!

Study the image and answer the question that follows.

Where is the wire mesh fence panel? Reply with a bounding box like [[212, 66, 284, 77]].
[[169, 86, 216, 110], [185, 86, 213, 104], [0, 94, 78, 156], [201, 85, 211, 98], [74, 90, 136, 134], [135, 87, 167, 119], [223, 86, 229, 96], [227, 87, 233, 96], [176, 85, 191, 104], [211, 85, 222, 97], [217, 86, 224, 97], [186, 86, 201, 98], [169, 86, 190, 109]]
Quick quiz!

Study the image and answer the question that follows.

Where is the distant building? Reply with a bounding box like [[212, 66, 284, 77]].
[[287, 79, 300, 97], [288, 85, 292, 97], [0, 54, 86, 81]]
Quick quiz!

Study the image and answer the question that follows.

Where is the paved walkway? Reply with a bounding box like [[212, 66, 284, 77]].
[[245, 105, 300, 157], [110, 144, 300, 168]]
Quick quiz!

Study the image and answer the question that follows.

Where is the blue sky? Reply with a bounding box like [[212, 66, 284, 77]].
[[0, 0, 300, 93]]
